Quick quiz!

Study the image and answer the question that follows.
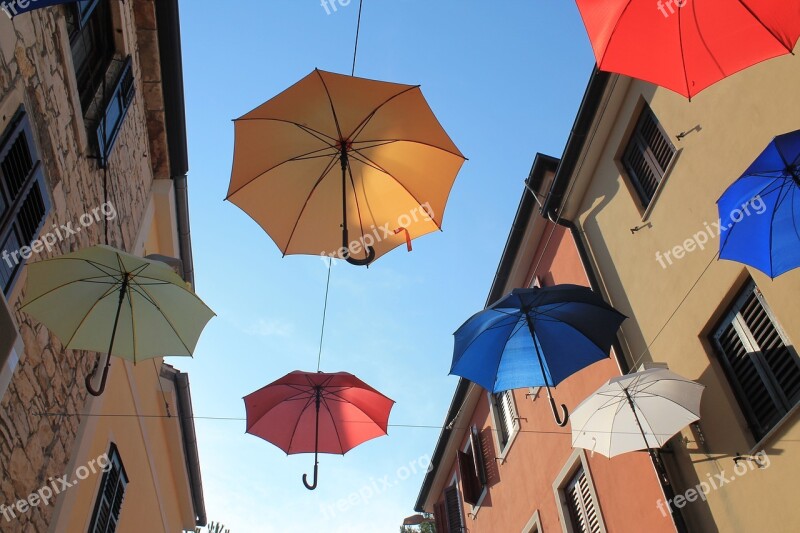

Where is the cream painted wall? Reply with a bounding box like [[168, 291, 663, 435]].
[[572, 52, 800, 533]]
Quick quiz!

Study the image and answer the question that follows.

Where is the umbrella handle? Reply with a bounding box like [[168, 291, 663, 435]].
[[344, 245, 375, 266], [302, 462, 318, 490], [549, 397, 569, 427], [86, 356, 111, 397]]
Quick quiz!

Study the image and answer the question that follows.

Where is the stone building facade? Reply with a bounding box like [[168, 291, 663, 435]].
[[0, 1, 205, 531]]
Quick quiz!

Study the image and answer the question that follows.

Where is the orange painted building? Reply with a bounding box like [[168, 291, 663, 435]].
[[415, 154, 679, 533]]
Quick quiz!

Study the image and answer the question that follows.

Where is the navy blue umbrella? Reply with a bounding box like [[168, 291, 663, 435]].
[[451, 285, 626, 426], [718, 128, 800, 278]]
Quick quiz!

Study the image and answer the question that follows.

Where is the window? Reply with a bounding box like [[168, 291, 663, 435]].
[[553, 450, 605, 533], [521, 510, 543, 533], [712, 281, 800, 441], [621, 105, 675, 207], [0, 108, 50, 295], [490, 390, 518, 452], [67, 0, 115, 113], [88, 443, 128, 533], [564, 467, 602, 533], [66, 0, 135, 168], [457, 426, 487, 506]]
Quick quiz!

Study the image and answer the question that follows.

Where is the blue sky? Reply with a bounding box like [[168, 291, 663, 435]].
[[175, 1, 595, 531]]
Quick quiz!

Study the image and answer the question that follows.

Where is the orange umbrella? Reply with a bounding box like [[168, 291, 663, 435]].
[[227, 69, 466, 265]]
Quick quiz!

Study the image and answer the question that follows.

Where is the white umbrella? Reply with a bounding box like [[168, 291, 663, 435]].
[[571, 368, 704, 458]]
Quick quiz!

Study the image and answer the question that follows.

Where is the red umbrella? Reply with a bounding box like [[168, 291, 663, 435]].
[[243, 370, 395, 490], [574, 0, 800, 98]]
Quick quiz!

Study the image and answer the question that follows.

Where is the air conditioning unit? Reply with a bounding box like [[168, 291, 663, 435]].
[[636, 361, 669, 372], [0, 293, 24, 399]]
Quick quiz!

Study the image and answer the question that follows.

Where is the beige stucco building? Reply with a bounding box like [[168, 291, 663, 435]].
[[0, 1, 205, 531], [545, 53, 800, 531]]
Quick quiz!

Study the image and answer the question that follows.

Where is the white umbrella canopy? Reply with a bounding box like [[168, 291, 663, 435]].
[[21, 245, 215, 395], [571, 368, 704, 458]]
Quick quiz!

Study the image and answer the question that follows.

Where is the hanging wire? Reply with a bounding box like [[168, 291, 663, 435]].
[[30, 411, 664, 437], [317, 257, 333, 372], [351, 0, 364, 76]]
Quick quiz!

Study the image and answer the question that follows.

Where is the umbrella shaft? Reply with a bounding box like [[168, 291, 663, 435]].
[[524, 313, 553, 395], [340, 144, 349, 249]]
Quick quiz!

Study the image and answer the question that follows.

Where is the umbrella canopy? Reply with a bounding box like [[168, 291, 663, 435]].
[[227, 69, 466, 266], [451, 285, 626, 425], [244, 370, 395, 489], [570, 368, 704, 458], [574, 0, 800, 98], [718, 128, 800, 278], [21, 245, 215, 394]]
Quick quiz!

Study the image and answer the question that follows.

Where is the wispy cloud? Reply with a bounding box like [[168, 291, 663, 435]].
[[242, 318, 294, 337]]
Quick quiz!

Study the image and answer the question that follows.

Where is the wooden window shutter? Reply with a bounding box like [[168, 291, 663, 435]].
[[457, 450, 480, 506], [88, 444, 128, 533], [470, 426, 487, 486], [622, 105, 675, 206], [566, 467, 601, 533], [434, 501, 448, 533], [444, 485, 464, 533], [713, 283, 800, 439], [0, 109, 50, 295]]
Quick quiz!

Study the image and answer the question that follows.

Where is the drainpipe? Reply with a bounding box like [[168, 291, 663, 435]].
[[174, 372, 207, 527], [173, 174, 194, 286]]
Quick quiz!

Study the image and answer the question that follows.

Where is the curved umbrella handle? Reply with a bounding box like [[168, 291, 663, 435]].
[[549, 397, 569, 427], [86, 357, 111, 397], [302, 463, 319, 490], [344, 245, 375, 266]]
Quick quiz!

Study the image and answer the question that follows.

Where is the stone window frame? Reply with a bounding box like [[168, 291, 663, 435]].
[[488, 389, 520, 462], [521, 509, 543, 533], [552, 449, 607, 533]]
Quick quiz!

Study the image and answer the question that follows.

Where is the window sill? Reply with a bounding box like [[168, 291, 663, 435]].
[[468, 487, 488, 520], [496, 424, 521, 464], [748, 402, 800, 455]]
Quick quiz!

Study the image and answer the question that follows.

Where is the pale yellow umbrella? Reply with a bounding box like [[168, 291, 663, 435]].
[[21, 245, 215, 395], [227, 69, 466, 266]]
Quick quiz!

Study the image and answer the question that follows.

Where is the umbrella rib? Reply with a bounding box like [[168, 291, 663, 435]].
[[315, 70, 345, 142], [20, 274, 120, 308], [132, 283, 195, 355], [348, 149, 444, 230], [353, 138, 466, 161], [595, 0, 635, 67], [62, 281, 124, 348], [319, 395, 346, 454], [233, 117, 338, 146], [286, 394, 318, 454], [282, 156, 340, 256], [735, 0, 795, 52], [346, 85, 420, 142]]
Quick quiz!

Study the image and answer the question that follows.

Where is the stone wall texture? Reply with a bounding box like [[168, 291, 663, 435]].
[[0, 1, 164, 531]]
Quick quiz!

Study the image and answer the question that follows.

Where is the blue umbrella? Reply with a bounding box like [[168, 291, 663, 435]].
[[718, 128, 800, 278], [451, 285, 626, 426]]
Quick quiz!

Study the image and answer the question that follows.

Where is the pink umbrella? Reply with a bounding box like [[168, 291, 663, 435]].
[[243, 370, 395, 490]]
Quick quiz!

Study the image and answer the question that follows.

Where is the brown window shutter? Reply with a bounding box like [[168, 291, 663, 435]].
[[470, 426, 487, 486], [444, 485, 464, 532], [457, 450, 479, 505], [434, 501, 448, 533]]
